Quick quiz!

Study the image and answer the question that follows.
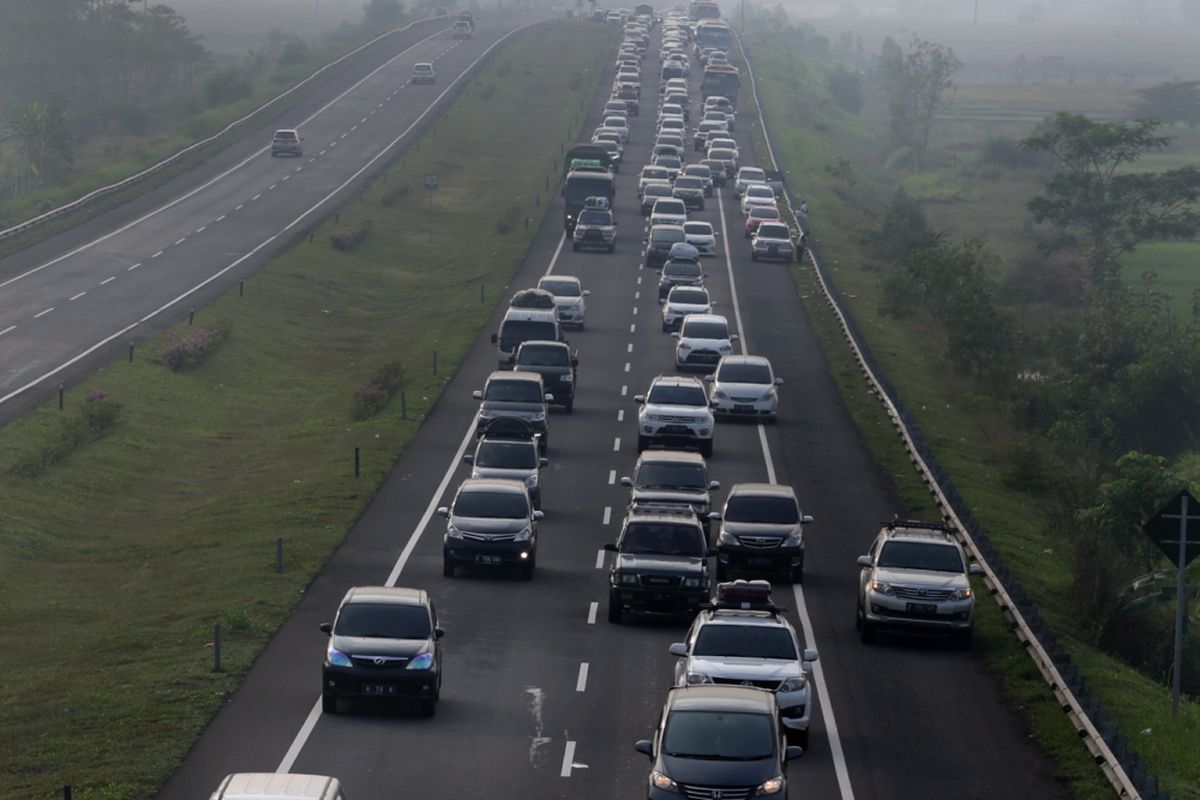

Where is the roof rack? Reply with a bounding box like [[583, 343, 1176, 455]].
[[881, 518, 954, 532], [629, 501, 700, 518], [709, 580, 787, 613]]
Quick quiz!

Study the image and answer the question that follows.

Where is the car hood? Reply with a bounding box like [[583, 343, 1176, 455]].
[[721, 521, 798, 539], [873, 567, 969, 590], [616, 553, 706, 574], [687, 655, 802, 681], [330, 635, 431, 659], [658, 753, 778, 788], [714, 381, 773, 399], [472, 466, 536, 482], [450, 515, 530, 534]]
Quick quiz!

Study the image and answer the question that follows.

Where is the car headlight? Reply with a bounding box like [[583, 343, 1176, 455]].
[[531, 411, 546, 422], [778, 676, 807, 693], [677, 341, 693, 351], [870, 580, 894, 595], [446, 524, 464, 540], [756, 776, 784, 796], [406, 651, 435, 670], [782, 529, 803, 548], [682, 577, 702, 587], [719, 343, 733, 352], [651, 771, 678, 792], [766, 387, 778, 399], [524, 474, 538, 487], [686, 672, 713, 685], [514, 526, 533, 542], [561, 372, 573, 383], [713, 389, 729, 400], [619, 573, 640, 585], [326, 644, 353, 668], [950, 587, 973, 601], [717, 528, 736, 544]]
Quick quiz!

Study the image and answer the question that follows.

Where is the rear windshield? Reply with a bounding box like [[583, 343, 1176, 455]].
[[749, 207, 780, 220], [578, 210, 612, 225], [664, 262, 702, 277], [454, 489, 530, 519], [675, 178, 703, 189], [484, 379, 543, 403], [655, 200, 686, 213], [620, 523, 705, 556], [539, 279, 580, 297], [757, 224, 791, 239], [651, 228, 686, 244], [693, 624, 798, 659], [499, 320, 556, 350], [518, 344, 570, 366], [682, 321, 729, 339], [724, 494, 799, 524], [335, 603, 430, 639]]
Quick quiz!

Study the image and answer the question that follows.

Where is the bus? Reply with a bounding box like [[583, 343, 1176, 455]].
[[695, 20, 733, 52], [701, 65, 740, 106], [689, 1, 721, 20], [561, 169, 616, 231]]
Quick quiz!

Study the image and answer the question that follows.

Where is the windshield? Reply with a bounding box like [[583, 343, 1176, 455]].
[[652, 229, 686, 244], [757, 224, 790, 239], [499, 320, 556, 350], [620, 523, 705, 556], [484, 379, 543, 403], [877, 541, 965, 573], [475, 440, 537, 469], [635, 461, 707, 487], [335, 603, 430, 639], [718, 363, 772, 384], [645, 384, 707, 406], [454, 489, 530, 519], [676, 178, 702, 189], [539, 279, 579, 297], [682, 321, 729, 339], [578, 210, 612, 225], [664, 263, 702, 277], [518, 344, 570, 366], [684, 223, 712, 235], [693, 624, 797, 659], [670, 288, 709, 305], [724, 494, 799, 524], [663, 711, 774, 760], [643, 168, 669, 179]]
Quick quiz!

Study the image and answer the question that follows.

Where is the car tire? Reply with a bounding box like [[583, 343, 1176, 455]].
[[608, 593, 623, 624], [788, 728, 810, 750], [791, 561, 804, 584], [520, 559, 535, 581], [442, 558, 456, 578], [637, 435, 649, 453], [858, 611, 878, 644], [751, 253, 758, 261], [419, 697, 437, 717], [700, 438, 713, 458], [564, 396, 574, 414], [953, 628, 974, 650], [322, 691, 337, 714]]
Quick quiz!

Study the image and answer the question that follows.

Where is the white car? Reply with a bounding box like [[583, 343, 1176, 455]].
[[633, 375, 715, 457], [735, 167, 767, 196], [650, 198, 688, 227], [659, 103, 686, 121], [681, 164, 714, 196], [741, 183, 778, 216], [705, 355, 783, 419], [538, 274, 590, 329], [750, 222, 796, 262], [660, 285, 713, 332], [659, 117, 687, 138], [638, 165, 672, 197], [707, 136, 739, 157], [674, 313, 737, 371], [683, 221, 717, 255], [670, 580, 819, 747], [411, 63, 436, 84], [602, 115, 630, 143], [652, 154, 683, 180], [703, 108, 734, 132]]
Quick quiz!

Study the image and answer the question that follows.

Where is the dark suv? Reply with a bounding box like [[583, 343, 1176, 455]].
[[645, 224, 687, 269], [634, 685, 802, 799], [319, 586, 444, 716], [512, 340, 578, 413], [621, 450, 720, 527], [605, 504, 713, 623], [657, 259, 705, 300], [473, 371, 552, 450], [716, 484, 813, 582]]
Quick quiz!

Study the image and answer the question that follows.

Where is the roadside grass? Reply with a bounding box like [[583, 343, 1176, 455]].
[[742, 28, 1197, 798], [0, 21, 614, 800]]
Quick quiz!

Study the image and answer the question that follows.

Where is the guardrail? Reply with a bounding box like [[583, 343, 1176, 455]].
[[0, 16, 450, 244], [737, 31, 1166, 800]]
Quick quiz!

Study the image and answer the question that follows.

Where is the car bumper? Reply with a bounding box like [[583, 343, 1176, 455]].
[[863, 593, 974, 631], [271, 147, 301, 156], [779, 690, 812, 730], [323, 665, 438, 701], [610, 585, 708, 613], [574, 234, 615, 250], [445, 538, 537, 567], [711, 395, 778, 417], [688, 240, 717, 255], [475, 418, 547, 437], [752, 245, 794, 261], [556, 308, 585, 325], [675, 193, 704, 209], [676, 350, 726, 370], [717, 543, 804, 571]]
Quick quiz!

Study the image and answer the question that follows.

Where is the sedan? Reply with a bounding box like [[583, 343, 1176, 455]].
[[741, 184, 778, 216]]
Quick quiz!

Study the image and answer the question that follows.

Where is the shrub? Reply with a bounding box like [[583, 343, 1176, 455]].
[[351, 361, 407, 420], [827, 66, 864, 114], [279, 38, 310, 66], [161, 327, 225, 372], [980, 136, 1041, 170], [203, 66, 252, 108], [380, 182, 409, 207], [329, 219, 372, 251], [8, 392, 123, 478]]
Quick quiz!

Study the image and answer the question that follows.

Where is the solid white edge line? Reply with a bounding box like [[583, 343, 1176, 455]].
[[560, 740, 577, 778], [717, 186, 855, 800], [275, 699, 323, 774], [587, 601, 598, 624], [576, 662, 589, 692]]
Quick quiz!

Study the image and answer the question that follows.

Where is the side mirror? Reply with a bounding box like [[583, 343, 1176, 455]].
[[856, 555, 872, 568], [709, 480, 720, 491], [633, 395, 646, 404], [583, 289, 592, 296], [437, 506, 450, 518], [731, 333, 740, 341], [803, 648, 819, 662], [545, 393, 555, 402], [634, 739, 654, 757], [434, 627, 446, 639], [704, 374, 715, 382], [603, 542, 619, 552], [319, 622, 332, 635], [533, 510, 545, 521], [802, 514, 814, 524], [969, 562, 984, 576], [785, 745, 804, 761], [709, 400, 720, 409], [490, 333, 498, 344], [463, 454, 474, 464], [668, 642, 688, 657], [472, 390, 483, 400], [671, 331, 680, 338], [539, 457, 549, 467], [708, 511, 722, 521], [659, 298, 667, 305], [571, 357, 580, 367], [620, 476, 633, 487], [775, 377, 784, 385]]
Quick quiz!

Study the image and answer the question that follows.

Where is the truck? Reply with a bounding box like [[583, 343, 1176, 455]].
[[695, 20, 733, 51], [701, 64, 740, 105], [563, 143, 612, 176], [561, 169, 615, 231], [689, 0, 722, 20]]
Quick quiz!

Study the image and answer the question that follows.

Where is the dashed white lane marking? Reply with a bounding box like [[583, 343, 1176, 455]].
[[594, 550, 605, 569], [319, 150, 327, 156], [235, 204, 244, 211], [360, 117, 368, 124], [608, 469, 617, 485], [351, 126, 358, 133], [252, 194, 262, 201], [634, 290, 640, 300], [624, 362, 631, 372], [69, 291, 87, 301], [630, 323, 636, 333], [330, 141, 338, 148], [100, 276, 116, 286], [282, 175, 290, 182], [127, 263, 141, 271], [626, 343, 633, 353], [151, 250, 163, 258], [617, 409, 625, 423], [195, 226, 207, 233], [216, 215, 226, 222], [34, 307, 55, 318], [294, 166, 303, 173], [268, 184, 277, 191], [0, 325, 15, 336], [621, 385, 628, 397], [174, 237, 187, 246], [637, 275, 642, 285], [602, 506, 612, 526], [576, 663, 589, 692], [377, 102, 384, 108], [339, 132, 348, 140], [632, 306, 638, 316], [613, 437, 621, 452], [587, 602, 598, 624], [560, 741, 577, 778]]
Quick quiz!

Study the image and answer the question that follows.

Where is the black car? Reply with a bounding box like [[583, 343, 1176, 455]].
[[320, 586, 444, 716], [657, 259, 705, 300], [511, 340, 578, 413], [621, 450, 720, 529], [635, 685, 802, 800], [645, 224, 687, 269], [440, 478, 542, 579], [605, 504, 713, 623]]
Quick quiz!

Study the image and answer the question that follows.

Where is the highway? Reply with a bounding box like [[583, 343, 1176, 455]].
[[0, 16, 524, 420], [0, 11, 1071, 800]]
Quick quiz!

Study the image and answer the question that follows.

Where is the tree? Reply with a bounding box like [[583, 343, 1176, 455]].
[[3, 99, 71, 177], [826, 66, 864, 114], [880, 35, 962, 154], [1132, 80, 1200, 128], [364, 0, 405, 27], [1023, 113, 1200, 290]]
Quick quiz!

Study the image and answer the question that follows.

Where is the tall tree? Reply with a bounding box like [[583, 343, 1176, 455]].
[[1023, 112, 1200, 290], [1133, 81, 1200, 128], [880, 35, 962, 155]]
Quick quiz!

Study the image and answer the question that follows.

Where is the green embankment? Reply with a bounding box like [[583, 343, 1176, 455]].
[[742, 27, 1199, 800], [0, 20, 615, 800]]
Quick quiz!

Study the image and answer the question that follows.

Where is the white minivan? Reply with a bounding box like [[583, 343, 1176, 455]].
[[210, 773, 346, 800]]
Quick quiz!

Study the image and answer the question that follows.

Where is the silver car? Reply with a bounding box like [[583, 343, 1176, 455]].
[[537, 275, 589, 329], [706, 355, 783, 419], [270, 129, 303, 157], [464, 436, 548, 509]]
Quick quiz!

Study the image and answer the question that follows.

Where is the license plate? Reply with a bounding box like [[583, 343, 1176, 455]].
[[906, 602, 937, 614], [475, 555, 502, 565], [362, 684, 396, 696], [735, 404, 753, 412]]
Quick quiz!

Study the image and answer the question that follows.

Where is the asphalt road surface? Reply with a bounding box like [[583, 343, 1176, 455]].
[[2, 15, 1069, 800]]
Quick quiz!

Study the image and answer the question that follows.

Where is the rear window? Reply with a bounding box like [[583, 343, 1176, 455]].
[[578, 210, 612, 225], [675, 178, 703, 189], [670, 288, 709, 304], [651, 228, 686, 244], [747, 185, 775, 199], [664, 262, 702, 277], [484, 379, 543, 403], [655, 200, 686, 213], [749, 207, 780, 220]]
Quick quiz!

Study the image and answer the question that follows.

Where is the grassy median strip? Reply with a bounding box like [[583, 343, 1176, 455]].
[[0, 21, 614, 800]]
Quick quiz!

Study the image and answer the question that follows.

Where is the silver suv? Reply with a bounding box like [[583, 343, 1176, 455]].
[[674, 313, 737, 372], [856, 520, 983, 648], [670, 581, 819, 747], [634, 375, 715, 457], [270, 129, 303, 157], [572, 207, 617, 252]]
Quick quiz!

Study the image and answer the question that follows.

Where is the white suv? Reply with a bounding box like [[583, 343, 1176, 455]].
[[856, 520, 983, 648], [673, 313, 737, 372], [669, 580, 819, 748], [660, 285, 712, 332], [634, 375, 715, 457]]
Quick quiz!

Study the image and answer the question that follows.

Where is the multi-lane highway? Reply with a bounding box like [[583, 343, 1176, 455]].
[[146, 18, 1069, 800], [0, 16, 527, 420]]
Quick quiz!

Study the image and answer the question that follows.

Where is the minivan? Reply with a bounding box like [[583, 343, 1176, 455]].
[[210, 773, 345, 800], [492, 308, 561, 366]]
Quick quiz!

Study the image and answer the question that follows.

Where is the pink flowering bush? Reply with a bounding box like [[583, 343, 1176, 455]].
[[162, 327, 224, 372], [351, 361, 406, 420]]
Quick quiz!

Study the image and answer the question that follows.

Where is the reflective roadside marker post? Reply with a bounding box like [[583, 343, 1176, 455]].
[[425, 173, 438, 243], [1142, 489, 1200, 715]]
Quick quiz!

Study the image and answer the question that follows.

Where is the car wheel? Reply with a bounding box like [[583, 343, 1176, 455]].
[[419, 697, 437, 717], [322, 691, 338, 714], [700, 438, 713, 458], [662, 321, 671, 333], [564, 396, 574, 414], [751, 253, 758, 261], [788, 728, 810, 750], [953, 627, 974, 651], [442, 558, 456, 578], [607, 592, 623, 624], [859, 613, 878, 644], [520, 559, 535, 581], [637, 435, 648, 453], [791, 560, 804, 584]]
